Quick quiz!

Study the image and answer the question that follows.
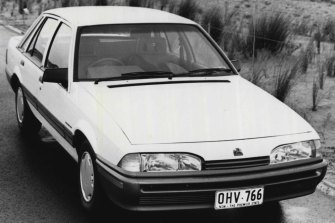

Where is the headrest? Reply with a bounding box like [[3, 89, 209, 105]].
[[137, 37, 167, 54]]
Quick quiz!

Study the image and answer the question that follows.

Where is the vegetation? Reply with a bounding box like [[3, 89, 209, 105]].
[[299, 40, 314, 74], [177, 0, 200, 21], [325, 55, 335, 77], [247, 13, 291, 56], [202, 7, 224, 44], [274, 60, 300, 102], [128, 0, 154, 8]]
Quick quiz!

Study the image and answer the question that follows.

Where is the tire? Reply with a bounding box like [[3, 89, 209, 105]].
[[78, 140, 103, 212], [15, 85, 41, 135]]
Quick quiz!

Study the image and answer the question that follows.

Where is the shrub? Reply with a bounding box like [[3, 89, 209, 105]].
[[202, 7, 224, 44], [274, 60, 300, 102], [247, 13, 291, 55], [177, 0, 200, 21]]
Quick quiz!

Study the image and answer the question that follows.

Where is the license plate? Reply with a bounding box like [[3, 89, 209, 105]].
[[214, 187, 264, 210]]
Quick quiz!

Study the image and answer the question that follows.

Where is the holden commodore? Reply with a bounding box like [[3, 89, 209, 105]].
[[5, 6, 327, 211]]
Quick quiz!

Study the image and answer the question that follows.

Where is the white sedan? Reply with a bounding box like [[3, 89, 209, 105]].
[[5, 6, 327, 211]]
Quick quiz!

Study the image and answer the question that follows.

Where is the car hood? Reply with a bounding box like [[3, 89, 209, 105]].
[[83, 76, 314, 145]]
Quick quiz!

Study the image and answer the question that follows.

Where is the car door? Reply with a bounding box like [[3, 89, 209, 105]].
[[38, 22, 75, 146], [20, 17, 59, 100]]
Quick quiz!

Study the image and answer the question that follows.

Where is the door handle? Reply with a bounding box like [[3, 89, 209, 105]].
[[20, 60, 25, 66]]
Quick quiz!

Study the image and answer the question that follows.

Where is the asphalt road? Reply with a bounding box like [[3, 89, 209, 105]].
[[0, 26, 335, 223]]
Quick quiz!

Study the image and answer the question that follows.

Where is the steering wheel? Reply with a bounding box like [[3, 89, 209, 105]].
[[88, 58, 125, 67]]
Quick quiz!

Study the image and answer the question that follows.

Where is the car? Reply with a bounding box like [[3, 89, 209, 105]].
[[5, 6, 327, 212]]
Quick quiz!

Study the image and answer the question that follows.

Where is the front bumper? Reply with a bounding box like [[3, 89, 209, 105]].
[[96, 157, 327, 211]]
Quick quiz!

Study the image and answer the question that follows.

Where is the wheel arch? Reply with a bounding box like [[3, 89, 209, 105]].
[[73, 122, 99, 160]]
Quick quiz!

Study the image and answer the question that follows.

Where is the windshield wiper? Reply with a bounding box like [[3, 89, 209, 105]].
[[181, 68, 233, 77], [121, 71, 173, 78], [94, 71, 174, 84]]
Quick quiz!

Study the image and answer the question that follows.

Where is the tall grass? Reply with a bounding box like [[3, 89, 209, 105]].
[[202, 7, 224, 44], [323, 19, 335, 49], [249, 50, 271, 86], [299, 40, 314, 74], [177, 0, 200, 21], [167, 0, 178, 13], [159, 0, 169, 10], [293, 20, 311, 36], [128, 0, 141, 7], [247, 13, 291, 55], [274, 60, 300, 102], [128, 0, 154, 8], [325, 55, 335, 77]]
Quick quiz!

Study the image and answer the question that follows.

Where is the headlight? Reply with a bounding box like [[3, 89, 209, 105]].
[[270, 140, 320, 164], [118, 153, 202, 172]]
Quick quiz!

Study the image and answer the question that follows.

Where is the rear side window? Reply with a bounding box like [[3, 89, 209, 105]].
[[27, 18, 58, 65], [46, 24, 72, 69]]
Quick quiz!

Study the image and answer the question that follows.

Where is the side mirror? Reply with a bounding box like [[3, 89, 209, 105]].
[[42, 68, 68, 86], [231, 59, 241, 72]]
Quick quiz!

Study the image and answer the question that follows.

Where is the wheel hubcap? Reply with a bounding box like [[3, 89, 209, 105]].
[[80, 152, 95, 202], [16, 88, 24, 124]]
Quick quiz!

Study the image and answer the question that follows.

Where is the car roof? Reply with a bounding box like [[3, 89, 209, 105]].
[[44, 6, 197, 27]]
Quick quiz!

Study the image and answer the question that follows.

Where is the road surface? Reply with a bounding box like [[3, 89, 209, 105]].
[[0, 25, 334, 223]]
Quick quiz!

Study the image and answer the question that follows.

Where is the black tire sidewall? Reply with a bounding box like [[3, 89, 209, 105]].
[[15, 85, 41, 135], [15, 86, 24, 129]]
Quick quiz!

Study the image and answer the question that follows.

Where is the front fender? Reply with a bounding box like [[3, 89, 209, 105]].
[[74, 119, 100, 155]]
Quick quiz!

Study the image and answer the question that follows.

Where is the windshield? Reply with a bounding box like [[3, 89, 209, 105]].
[[76, 24, 232, 81]]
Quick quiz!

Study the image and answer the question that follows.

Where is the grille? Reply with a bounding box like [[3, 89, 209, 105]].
[[204, 156, 270, 170], [139, 192, 213, 205]]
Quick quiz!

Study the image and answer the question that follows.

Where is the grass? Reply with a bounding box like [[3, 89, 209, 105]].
[[159, 0, 169, 10], [248, 50, 271, 86], [165, 0, 179, 13], [299, 40, 314, 74], [128, 0, 155, 8], [247, 13, 291, 56], [293, 20, 311, 36], [202, 7, 224, 44], [177, 0, 200, 21], [325, 55, 335, 77], [274, 59, 300, 102]]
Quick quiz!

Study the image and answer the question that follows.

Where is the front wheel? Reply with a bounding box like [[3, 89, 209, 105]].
[[15, 86, 41, 135], [78, 140, 102, 212]]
